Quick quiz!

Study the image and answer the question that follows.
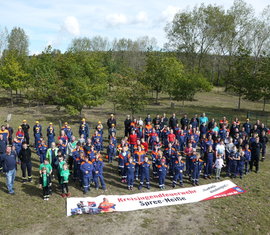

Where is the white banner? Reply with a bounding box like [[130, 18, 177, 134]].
[[66, 180, 246, 216]]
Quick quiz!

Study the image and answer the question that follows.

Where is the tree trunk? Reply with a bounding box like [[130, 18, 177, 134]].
[[113, 103, 116, 114], [156, 90, 159, 104], [10, 90, 13, 107], [263, 97, 266, 112], [182, 100, 185, 107], [238, 95, 241, 110]]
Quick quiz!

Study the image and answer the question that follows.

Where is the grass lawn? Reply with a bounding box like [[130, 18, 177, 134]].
[[0, 87, 269, 235]]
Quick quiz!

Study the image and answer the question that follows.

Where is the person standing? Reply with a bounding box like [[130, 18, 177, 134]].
[[250, 137, 262, 173], [124, 115, 132, 137], [18, 142, 32, 183], [21, 120, 30, 145], [169, 113, 178, 131], [79, 118, 90, 139], [6, 124, 13, 145], [0, 146, 17, 194], [0, 135, 7, 172]]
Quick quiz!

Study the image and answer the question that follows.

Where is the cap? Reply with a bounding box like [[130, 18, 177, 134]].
[[246, 118, 249, 121], [23, 120, 26, 122], [18, 126, 22, 129], [110, 114, 114, 117], [64, 122, 68, 125], [112, 124, 115, 126], [49, 122, 53, 125], [98, 121, 101, 124], [161, 158, 166, 162], [82, 118, 86, 121], [36, 121, 39, 124]]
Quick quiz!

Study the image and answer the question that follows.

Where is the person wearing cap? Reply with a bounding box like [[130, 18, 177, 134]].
[[108, 123, 117, 139], [21, 120, 30, 145], [80, 153, 93, 194], [16, 126, 24, 143], [138, 156, 151, 190], [107, 114, 116, 131], [0, 146, 17, 194], [34, 125, 42, 150], [0, 125, 9, 144], [79, 118, 89, 139], [47, 122, 55, 136], [93, 153, 106, 191], [157, 158, 167, 189], [191, 153, 203, 186], [18, 142, 32, 183], [173, 155, 185, 187], [47, 126, 55, 148], [33, 121, 42, 137]]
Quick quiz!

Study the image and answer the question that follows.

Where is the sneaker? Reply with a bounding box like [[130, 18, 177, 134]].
[[138, 185, 142, 190], [192, 182, 196, 186], [61, 193, 66, 198], [130, 187, 133, 190], [208, 176, 211, 179], [22, 179, 27, 184], [28, 178, 32, 182], [46, 198, 49, 201], [180, 183, 184, 187], [95, 188, 99, 190], [172, 184, 176, 188], [195, 182, 199, 186], [66, 193, 71, 197]]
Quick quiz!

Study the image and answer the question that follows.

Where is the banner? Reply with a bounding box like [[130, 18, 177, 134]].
[[66, 180, 246, 216]]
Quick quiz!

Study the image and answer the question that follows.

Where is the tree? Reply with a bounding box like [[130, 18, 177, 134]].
[[0, 27, 8, 57], [170, 72, 212, 105], [54, 52, 107, 115], [114, 69, 148, 116], [26, 46, 60, 105], [7, 27, 29, 56], [228, 44, 254, 109], [144, 53, 185, 103], [0, 51, 29, 106], [67, 37, 91, 52]]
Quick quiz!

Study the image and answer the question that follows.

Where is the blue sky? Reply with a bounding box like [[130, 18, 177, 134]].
[[0, 0, 268, 54]]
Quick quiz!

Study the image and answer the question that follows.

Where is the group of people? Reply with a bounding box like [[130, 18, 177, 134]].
[[0, 112, 268, 200]]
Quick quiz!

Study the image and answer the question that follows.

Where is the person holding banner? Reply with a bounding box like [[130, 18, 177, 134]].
[[138, 156, 151, 190]]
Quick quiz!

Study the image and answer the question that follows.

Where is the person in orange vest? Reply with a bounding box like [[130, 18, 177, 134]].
[[0, 125, 9, 144], [98, 198, 115, 213], [144, 121, 153, 142], [134, 145, 146, 180]]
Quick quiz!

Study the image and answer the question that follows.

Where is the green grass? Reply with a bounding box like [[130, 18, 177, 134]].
[[0, 87, 270, 235]]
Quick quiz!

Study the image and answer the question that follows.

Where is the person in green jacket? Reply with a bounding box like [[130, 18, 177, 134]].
[[60, 163, 70, 198], [57, 154, 66, 184], [39, 167, 51, 200], [45, 142, 58, 178], [39, 159, 52, 175]]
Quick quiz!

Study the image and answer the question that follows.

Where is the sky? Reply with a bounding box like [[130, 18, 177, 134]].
[[0, 0, 269, 54]]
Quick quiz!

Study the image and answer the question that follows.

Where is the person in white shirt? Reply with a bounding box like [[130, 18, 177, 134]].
[[214, 154, 225, 180]]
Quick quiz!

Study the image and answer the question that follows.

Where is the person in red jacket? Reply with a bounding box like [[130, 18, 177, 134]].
[[141, 138, 149, 153], [128, 130, 137, 154]]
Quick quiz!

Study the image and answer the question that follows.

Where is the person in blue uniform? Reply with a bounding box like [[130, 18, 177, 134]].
[[157, 158, 167, 189], [138, 156, 151, 190], [173, 155, 185, 187], [125, 157, 136, 190], [191, 153, 203, 186]]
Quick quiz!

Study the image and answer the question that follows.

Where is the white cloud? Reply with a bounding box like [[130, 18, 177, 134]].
[[161, 5, 180, 22], [62, 16, 80, 36], [106, 13, 128, 26], [136, 11, 148, 23]]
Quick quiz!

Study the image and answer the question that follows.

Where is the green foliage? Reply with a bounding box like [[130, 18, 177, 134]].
[[0, 51, 28, 92], [54, 52, 107, 115], [170, 72, 212, 103], [113, 69, 148, 115]]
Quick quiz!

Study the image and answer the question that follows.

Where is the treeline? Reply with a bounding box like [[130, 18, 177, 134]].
[[0, 0, 270, 114]]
